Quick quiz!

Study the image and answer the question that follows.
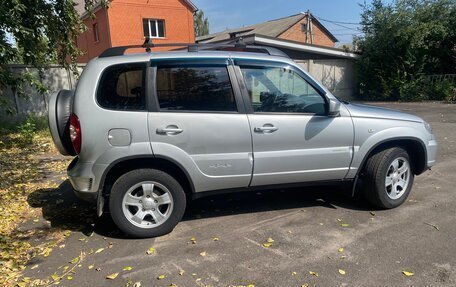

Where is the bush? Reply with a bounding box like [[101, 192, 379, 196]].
[[16, 115, 48, 144]]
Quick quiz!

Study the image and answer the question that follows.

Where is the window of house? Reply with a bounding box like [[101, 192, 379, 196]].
[[93, 23, 99, 42], [240, 65, 326, 114], [156, 66, 237, 112], [97, 63, 147, 111], [143, 19, 165, 38]]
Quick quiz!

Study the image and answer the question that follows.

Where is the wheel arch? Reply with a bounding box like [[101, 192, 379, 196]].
[[357, 137, 428, 177], [100, 155, 195, 198]]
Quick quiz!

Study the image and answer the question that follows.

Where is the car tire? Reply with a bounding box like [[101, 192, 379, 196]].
[[362, 147, 414, 209], [109, 169, 186, 238]]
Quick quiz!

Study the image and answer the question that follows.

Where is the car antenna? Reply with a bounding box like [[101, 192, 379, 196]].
[[142, 36, 154, 53]]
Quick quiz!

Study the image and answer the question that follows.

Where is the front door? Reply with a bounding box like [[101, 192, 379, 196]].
[[147, 59, 253, 192], [236, 61, 354, 186]]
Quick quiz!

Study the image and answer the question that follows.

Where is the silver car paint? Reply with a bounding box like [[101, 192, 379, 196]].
[[63, 51, 437, 201]]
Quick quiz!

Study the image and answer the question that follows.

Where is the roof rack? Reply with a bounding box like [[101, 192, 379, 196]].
[[98, 37, 290, 58]]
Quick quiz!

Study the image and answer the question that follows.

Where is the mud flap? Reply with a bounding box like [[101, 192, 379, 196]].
[[97, 192, 104, 217]]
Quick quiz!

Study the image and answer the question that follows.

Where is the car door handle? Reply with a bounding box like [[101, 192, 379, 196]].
[[156, 126, 183, 135], [254, 125, 278, 133]]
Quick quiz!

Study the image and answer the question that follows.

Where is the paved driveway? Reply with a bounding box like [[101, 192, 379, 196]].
[[24, 102, 456, 287]]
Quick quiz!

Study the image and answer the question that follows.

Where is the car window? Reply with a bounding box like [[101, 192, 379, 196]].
[[240, 66, 326, 114], [97, 63, 146, 111], [156, 66, 237, 112]]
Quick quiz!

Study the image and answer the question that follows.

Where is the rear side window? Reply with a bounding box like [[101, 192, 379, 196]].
[[156, 66, 237, 112], [97, 63, 147, 111]]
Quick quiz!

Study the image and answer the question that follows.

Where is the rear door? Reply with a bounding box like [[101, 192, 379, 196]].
[[234, 59, 354, 186], [147, 58, 253, 192]]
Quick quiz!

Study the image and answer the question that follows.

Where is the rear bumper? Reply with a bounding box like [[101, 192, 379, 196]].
[[426, 139, 438, 168], [67, 157, 98, 202]]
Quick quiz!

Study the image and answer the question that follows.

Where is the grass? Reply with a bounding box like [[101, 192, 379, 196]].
[[0, 116, 71, 287]]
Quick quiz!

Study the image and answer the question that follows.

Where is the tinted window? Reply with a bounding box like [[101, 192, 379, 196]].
[[97, 63, 146, 111], [241, 66, 326, 114], [156, 66, 237, 112]]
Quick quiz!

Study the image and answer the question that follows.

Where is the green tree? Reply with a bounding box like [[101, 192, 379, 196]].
[[0, 0, 108, 110], [355, 0, 456, 101], [194, 10, 209, 37]]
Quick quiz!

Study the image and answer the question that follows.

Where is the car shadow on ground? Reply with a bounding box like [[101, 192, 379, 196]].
[[27, 180, 372, 239]]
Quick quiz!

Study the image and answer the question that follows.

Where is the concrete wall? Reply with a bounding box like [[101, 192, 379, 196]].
[[295, 59, 356, 100], [0, 65, 85, 124]]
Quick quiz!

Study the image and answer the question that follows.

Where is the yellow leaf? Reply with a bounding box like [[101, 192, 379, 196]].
[[212, 237, 219, 241], [157, 274, 166, 280], [95, 248, 104, 254], [309, 271, 319, 277], [51, 273, 60, 281], [246, 285, 255, 287], [67, 275, 73, 280], [106, 273, 119, 280], [200, 251, 207, 257], [338, 247, 344, 253], [123, 266, 133, 271], [88, 265, 94, 270], [338, 269, 346, 275], [402, 270, 414, 276], [340, 223, 349, 227], [190, 237, 197, 244], [69, 257, 79, 264], [170, 284, 178, 287], [266, 237, 274, 243], [146, 247, 156, 255], [291, 271, 297, 276], [262, 242, 273, 248], [30, 264, 39, 270], [301, 284, 309, 287]]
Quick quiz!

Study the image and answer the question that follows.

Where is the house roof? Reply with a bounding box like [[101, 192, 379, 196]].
[[74, 0, 198, 18], [196, 13, 338, 43]]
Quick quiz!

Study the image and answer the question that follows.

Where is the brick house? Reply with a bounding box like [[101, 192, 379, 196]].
[[196, 12, 338, 48], [75, 0, 198, 62]]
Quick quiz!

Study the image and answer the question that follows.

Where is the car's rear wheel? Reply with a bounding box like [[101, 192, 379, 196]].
[[109, 169, 186, 238], [362, 147, 414, 209]]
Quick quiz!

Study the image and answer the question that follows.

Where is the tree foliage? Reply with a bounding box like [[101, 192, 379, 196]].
[[194, 10, 209, 37], [0, 0, 107, 107], [355, 0, 456, 101]]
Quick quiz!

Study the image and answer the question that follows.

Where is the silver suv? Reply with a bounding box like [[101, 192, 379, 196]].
[[49, 43, 437, 238]]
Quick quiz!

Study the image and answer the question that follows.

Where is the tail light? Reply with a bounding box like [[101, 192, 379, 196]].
[[69, 113, 82, 154]]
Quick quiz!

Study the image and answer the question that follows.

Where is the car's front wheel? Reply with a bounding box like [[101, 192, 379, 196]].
[[362, 147, 414, 209], [109, 169, 186, 238]]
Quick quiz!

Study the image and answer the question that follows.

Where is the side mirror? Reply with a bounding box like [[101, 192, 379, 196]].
[[328, 98, 341, 117]]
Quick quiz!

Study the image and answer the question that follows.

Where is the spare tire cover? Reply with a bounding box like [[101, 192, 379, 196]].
[[48, 90, 76, 156]]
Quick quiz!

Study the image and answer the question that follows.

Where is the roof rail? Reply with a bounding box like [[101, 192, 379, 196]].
[[98, 37, 290, 58]]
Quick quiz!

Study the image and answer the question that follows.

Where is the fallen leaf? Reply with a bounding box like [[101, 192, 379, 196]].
[[309, 271, 319, 277], [338, 247, 344, 253], [157, 275, 166, 280], [424, 222, 440, 231], [146, 247, 156, 255], [402, 270, 414, 276], [369, 211, 376, 216], [340, 223, 349, 227], [291, 271, 297, 276], [266, 237, 274, 243], [69, 257, 79, 264], [51, 273, 60, 281], [67, 275, 73, 280], [200, 251, 207, 257], [213, 237, 219, 241], [123, 266, 133, 271], [88, 265, 94, 270], [169, 284, 178, 287], [301, 284, 309, 287], [178, 270, 185, 276], [106, 273, 119, 280], [337, 218, 342, 222], [196, 278, 201, 282], [262, 242, 273, 248], [30, 264, 39, 270], [338, 269, 346, 275], [133, 282, 141, 287], [95, 248, 105, 254], [96, 268, 102, 272], [190, 237, 197, 244]]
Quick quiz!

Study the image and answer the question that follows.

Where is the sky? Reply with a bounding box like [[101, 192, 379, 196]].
[[191, 0, 373, 45]]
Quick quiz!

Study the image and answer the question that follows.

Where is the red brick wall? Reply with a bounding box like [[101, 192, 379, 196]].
[[76, 9, 111, 63], [278, 16, 336, 47], [77, 0, 195, 62]]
